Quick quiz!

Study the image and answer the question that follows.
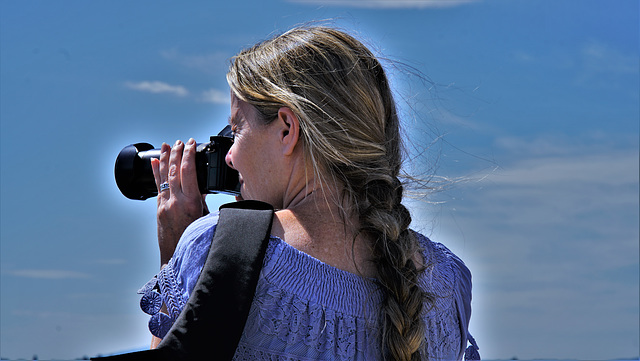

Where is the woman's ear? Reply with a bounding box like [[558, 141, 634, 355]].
[[277, 107, 300, 156]]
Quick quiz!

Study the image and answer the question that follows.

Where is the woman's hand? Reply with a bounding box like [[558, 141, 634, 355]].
[[151, 138, 209, 268]]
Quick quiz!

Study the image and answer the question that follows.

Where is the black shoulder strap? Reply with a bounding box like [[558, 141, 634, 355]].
[[93, 200, 274, 360]]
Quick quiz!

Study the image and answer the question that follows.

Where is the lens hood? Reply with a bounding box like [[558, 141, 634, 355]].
[[114, 143, 158, 200]]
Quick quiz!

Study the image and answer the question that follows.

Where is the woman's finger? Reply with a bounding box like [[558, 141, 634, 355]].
[[156, 143, 171, 200], [151, 158, 161, 190], [181, 138, 200, 197], [168, 140, 184, 196]]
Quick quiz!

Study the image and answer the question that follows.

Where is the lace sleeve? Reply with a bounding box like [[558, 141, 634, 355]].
[[136, 212, 219, 339]]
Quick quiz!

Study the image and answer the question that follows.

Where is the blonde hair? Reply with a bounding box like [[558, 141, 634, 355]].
[[227, 25, 433, 360]]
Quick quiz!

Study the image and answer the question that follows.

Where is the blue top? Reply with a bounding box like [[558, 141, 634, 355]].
[[139, 212, 479, 360]]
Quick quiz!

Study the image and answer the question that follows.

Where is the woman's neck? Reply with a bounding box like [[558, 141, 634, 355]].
[[272, 185, 376, 278]]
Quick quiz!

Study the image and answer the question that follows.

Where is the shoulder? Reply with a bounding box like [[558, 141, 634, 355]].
[[180, 211, 220, 244], [171, 212, 219, 269], [414, 231, 472, 288], [413, 231, 473, 310]]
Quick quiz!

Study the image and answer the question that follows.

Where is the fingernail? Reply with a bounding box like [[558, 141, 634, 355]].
[[187, 138, 196, 146], [175, 140, 182, 147]]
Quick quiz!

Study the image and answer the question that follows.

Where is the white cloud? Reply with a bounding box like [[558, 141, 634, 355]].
[[200, 88, 230, 104], [288, 0, 479, 8], [124, 81, 189, 97], [494, 135, 580, 157], [487, 151, 639, 188], [9, 269, 91, 279], [448, 149, 639, 240]]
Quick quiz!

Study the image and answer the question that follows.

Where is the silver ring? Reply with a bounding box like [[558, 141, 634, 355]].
[[160, 182, 170, 192]]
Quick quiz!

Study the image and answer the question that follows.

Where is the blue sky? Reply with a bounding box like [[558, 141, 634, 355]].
[[1, 0, 638, 359]]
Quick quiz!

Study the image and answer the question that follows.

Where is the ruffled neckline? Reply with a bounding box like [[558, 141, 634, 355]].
[[261, 236, 383, 317], [261, 233, 460, 316]]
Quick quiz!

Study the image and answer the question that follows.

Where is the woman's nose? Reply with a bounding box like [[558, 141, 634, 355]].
[[225, 151, 234, 169]]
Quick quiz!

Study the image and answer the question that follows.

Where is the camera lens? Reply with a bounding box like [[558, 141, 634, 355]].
[[114, 143, 158, 200]]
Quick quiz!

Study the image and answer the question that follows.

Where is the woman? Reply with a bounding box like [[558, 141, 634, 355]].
[[143, 26, 478, 360]]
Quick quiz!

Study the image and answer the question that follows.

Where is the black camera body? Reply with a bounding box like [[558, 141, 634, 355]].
[[115, 131, 240, 200]]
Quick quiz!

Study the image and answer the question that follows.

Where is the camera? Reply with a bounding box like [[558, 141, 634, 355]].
[[115, 125, 240, 200]]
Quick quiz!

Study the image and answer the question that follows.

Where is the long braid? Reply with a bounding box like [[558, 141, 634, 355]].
[[359, 177, 427, 361]]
